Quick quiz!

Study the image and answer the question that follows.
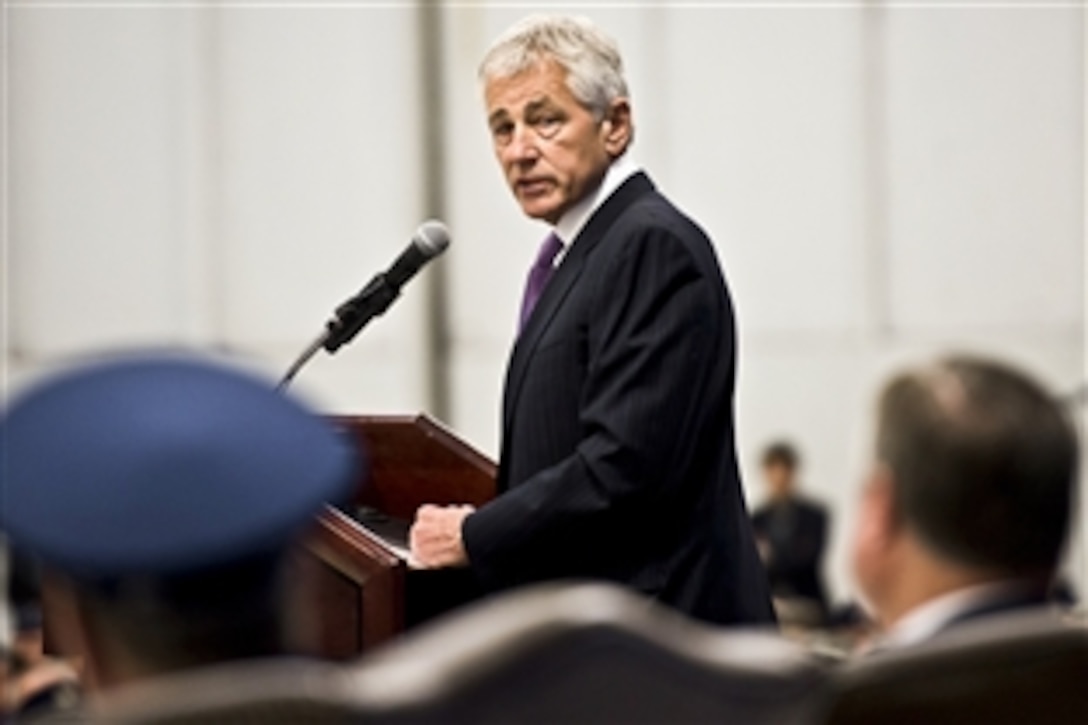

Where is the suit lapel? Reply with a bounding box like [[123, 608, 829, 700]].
[[500, 172, 657, 441]]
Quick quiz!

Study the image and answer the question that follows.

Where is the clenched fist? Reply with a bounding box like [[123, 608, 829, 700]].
[[409, 504, 475, 569]]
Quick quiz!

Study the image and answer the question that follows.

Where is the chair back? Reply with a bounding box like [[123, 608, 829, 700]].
[[823, 609, 1088, 725], [348, 581, 827, 724], [75, 658, 365, 724]]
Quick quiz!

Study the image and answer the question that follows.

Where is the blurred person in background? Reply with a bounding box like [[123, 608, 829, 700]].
[[0, 353, 358, 717], [1, 545, 80, 720], [851, 354, 1078, 650], [410, 15, 774, 627], [751, 442, 830, 626]]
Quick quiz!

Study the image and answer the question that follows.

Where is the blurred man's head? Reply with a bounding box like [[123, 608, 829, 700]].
[[851, 355, 1078, 626], [0, 353, 358, 690], [479, 15, 634, 224], [761, 441, 800, 501]]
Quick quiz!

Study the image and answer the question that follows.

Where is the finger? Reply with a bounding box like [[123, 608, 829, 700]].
[[411, 522, 441, 549], [415, 504, 438, 521], [409, 535, 433, 566]]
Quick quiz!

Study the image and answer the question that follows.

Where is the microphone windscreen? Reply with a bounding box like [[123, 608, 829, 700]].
[[414, 220, 451, 258]]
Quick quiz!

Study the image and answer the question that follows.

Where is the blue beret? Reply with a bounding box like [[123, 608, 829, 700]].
[[0, 352, 360, 578]]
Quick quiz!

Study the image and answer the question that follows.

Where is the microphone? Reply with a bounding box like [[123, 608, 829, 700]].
[[324, 220, 451, 353], [277, 220, 450, 390]]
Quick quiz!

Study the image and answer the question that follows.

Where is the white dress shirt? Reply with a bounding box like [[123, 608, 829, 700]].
[[550, 154, 641, 267], [876, 580, 1044, 650]]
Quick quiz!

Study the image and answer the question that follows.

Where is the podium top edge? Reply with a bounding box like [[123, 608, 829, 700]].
[[327, 413, 496, 475]]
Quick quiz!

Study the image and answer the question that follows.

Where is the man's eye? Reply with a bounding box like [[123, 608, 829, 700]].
[[491, 123, 513, 143], [536, 116, 562, 137]]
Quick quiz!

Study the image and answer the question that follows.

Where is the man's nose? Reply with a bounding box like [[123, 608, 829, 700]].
[[503, 125, 540, 164]]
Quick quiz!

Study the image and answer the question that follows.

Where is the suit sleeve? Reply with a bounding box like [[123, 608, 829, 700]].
[[462, 224, 724, 587]]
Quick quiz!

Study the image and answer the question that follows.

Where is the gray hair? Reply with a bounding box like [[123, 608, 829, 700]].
[[479, 15, 629, 119]]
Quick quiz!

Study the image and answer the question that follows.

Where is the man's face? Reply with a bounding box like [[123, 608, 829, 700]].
[[484, 61, 628, 224], [763, 462, 795, 500]]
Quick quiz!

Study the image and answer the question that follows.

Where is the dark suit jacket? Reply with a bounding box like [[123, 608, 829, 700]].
[[751, 497, 829, 611], [462, 173, 775, 626]]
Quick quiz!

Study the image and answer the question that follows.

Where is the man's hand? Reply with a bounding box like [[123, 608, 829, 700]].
[[409, 504, 474, 569]]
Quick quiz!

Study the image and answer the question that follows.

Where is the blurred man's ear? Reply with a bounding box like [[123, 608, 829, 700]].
[[39, 572, 99, 690], [850, 464, 902, 610], [867, 465, 903, 546]]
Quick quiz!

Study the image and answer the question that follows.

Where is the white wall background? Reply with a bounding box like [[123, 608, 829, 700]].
[[3, 1, 1084, 607]]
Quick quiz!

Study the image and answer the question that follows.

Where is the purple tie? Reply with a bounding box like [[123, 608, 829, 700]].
[[518, 232, 564, 332]]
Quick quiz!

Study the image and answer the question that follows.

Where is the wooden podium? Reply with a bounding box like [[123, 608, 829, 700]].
[[294, 414, 496, 658]]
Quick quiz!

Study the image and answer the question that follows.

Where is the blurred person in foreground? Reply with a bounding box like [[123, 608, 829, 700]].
[[851, 355, 1078, 650], [0, 352, 357, 716], [409, 15, 774, 626], [751, 442, 830, 625]]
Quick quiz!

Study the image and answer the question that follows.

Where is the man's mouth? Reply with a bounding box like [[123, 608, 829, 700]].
[[516, 178, 553, 197]]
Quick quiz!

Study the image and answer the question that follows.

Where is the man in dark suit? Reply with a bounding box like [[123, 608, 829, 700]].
[[751, 442, 830, 622], [851, 355, 1077, 649], [409, 15, 774, 626]]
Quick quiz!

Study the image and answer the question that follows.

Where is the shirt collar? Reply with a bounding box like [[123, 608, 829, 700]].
[[879, 580, 1040, 650], [551, 154, 640, 260]]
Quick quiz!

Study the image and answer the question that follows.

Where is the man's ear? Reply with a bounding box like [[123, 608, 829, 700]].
[[40, 571, 104, 691], [867, 464, 904, 547], [602, 98, 633, 157], [851, 462, 908, 618]]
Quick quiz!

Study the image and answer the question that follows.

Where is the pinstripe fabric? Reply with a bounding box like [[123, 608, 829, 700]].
[[463, 173, 775, 626]]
